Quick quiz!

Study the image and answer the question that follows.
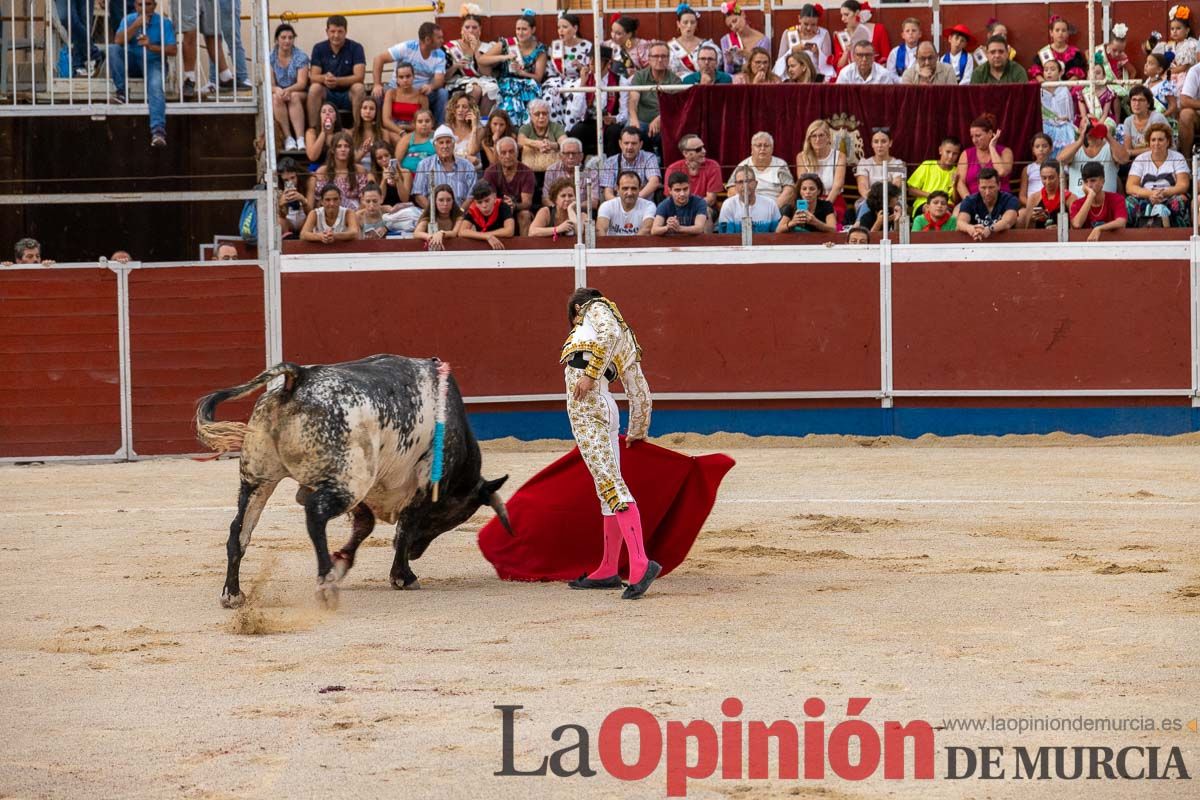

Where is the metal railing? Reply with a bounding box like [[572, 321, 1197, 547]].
[[2, 0, 259, 112]]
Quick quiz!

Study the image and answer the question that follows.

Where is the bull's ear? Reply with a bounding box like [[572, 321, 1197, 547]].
[[483, 475, 509, 494]]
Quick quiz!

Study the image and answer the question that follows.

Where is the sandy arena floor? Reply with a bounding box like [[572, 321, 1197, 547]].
[[2, 434, 1199, 799]]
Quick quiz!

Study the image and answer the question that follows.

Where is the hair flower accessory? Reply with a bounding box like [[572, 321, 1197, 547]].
[[858, 1, 872, 23], [459, 3, 480, 17], [676, 3, 695, 16], [1170, 5, 1190, 22], [720, 1, 742, 16], [1112, 22, 1128, 39], [520, 8, 536, 20], [813, 4, 825, 16]]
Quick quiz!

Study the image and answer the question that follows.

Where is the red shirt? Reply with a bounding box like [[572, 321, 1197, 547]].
[[664, 158, 724, 199], [1069, 192, 1127, 226]]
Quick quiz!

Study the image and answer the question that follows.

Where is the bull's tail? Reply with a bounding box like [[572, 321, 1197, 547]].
[[480, 475, 513, 536], [195, 362, 302, 452]]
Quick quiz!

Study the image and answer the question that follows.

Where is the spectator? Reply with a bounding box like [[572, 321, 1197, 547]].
[[731, 131, 796, 211], [1057, 120, 1127, 196], [480, 109, 517, 169], [395, 109, 436, 203], [444, 5, 499, 116], [314, 131, 369, 210], [306, 15, 367, 128], [957, 167, 1020, 240], [270, 23, 310, 153], [372, 22, 446, 125], [734, 47, 781, 84], [356, 183, 389, 239], [908, 137, 961, 213], [975, 20, 1018, 64], [629, 41, 681, 155], [1030, 15, 1087, 82], [773, 4, 834, 81], [216, 243, 239, 260], [543, 137, 602, 211], [1073, 62, 1119, 133], [350, 96, 394, 170], [778, 173, 836, 233], [1124, 85, 1171, 160], [719, 165, 782, 233], [277, 156, 314, 235], [413, 125, 478, 209], [304, 100, 342, 164], [57, 0, 95, 78], [782, 51, 821, 83], [832, 0, 889, 71], [720, 1, 770, 76], [911, 190, 956, 232], [1097, 22, 1133, 83], [1125, 123, 1191, 228], [597, 171, 656, 235], [682, 43, 732, 84], [447, 92, 482, 167], [1177, 55, 1200, 155], [1070, 161, 1128, 240], [970, 35, 1028, 84], [543, 12, 593, 132], [109, 251, 133, 263], [369, 144, 403, 210], [483, 137, 535, 235], [413, 184, 463, 251], [836, 41, 899, 85], [886, 17, 921, 77], [957, 113, 1014, 198], [669, 4, 712, 79], [1018, 133, 1054, 206], [108, 0, 175, 148], [456, 180, 516, 249], [210, 0, 250, 92], [940, 24, 974, 84], [653, 171, 710, 236], [494, 10, 547, 127], [530, 178, 580, 238], [845, 226, 871, 244], [382, 63, 428, 139], [665, 134, 723, 208], [857, 181, 902, 232], [1022, 161, 1075, 229], [1040, 59, 1076, 157], [602, 127, 661, 200], [1143, 52, 1179, 123], [796, 119, 847, 212], [902, 40, 959, 85], [606, 15, 650, 79], [574, 45, 631, 158], [300, 184, 361, 243], [518, 99, 567, 174], [170, 0, 222, 97], [7, 237, 51, 265], [1151, 6, 1197, 91], [855, 127, 906, 205]]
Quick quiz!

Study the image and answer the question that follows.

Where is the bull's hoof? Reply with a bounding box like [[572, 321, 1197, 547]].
[[221, 590, 245, 609], [315, 578, 340, 610], [390, 576, 420, 590]]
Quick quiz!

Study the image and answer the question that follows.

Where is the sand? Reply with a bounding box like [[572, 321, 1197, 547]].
[[2, 436, 1199, 799]]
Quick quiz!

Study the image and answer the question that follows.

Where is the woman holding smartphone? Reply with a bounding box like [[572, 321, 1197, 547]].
[[276, 156, 313, 236]]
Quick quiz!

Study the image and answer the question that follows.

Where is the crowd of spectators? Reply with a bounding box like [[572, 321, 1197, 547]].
[[268, 2, 1200, 246]]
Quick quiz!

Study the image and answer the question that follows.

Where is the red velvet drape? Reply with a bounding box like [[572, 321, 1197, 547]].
[[659, 84, 1042, 174]]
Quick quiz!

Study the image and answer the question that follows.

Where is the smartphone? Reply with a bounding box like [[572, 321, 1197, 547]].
[[284, 179, 296, 192], [388, 158, 398, 171], [796, 199, 809, 213]]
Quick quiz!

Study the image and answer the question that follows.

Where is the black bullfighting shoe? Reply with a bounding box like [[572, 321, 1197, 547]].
[[568, 574, 624, 589], [621, 561, 662, 600]]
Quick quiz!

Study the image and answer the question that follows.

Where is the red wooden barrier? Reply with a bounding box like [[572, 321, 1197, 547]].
[[0, 268, 122, 458], [128, 266, 266, 455], [892, 260, 1191, 391]]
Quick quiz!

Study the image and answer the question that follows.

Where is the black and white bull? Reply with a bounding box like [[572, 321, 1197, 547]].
[[195, 354, 511, 609]]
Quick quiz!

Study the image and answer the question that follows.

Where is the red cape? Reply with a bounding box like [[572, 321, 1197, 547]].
[[478, 439, 735, 581]]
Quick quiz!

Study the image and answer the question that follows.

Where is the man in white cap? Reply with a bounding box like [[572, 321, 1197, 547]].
[[412, 124, 478, 209]]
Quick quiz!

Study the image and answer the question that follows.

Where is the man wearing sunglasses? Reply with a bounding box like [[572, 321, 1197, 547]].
[[664, 134, 723, 208]]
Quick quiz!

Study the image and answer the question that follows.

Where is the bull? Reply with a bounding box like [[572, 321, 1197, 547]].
[[195, 354, 511, 609]]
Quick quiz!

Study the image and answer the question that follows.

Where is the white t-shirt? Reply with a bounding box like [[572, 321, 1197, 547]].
[[1182, 61, 1200, 100], [598, 197, 656, 235], [855, 157, 906, 186], [1024, 162, 1044, 197], [717, 194, 782, 230], [1130, 149, 1190, 189]]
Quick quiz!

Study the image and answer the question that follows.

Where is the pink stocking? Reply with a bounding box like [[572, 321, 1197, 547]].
[[615, 503, 649, 583], [588, 515, 623, 579]]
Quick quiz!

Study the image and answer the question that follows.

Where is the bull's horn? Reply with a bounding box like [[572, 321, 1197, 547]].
[[490, 493, 514, 537]]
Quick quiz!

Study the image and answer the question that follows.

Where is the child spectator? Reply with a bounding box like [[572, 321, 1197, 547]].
[[1071, 161, 1128, 240], [908, 137, 962, 213], [1022, 161, 1075, 229], [1040, 60, 1076, 157], [886, 17, 921, 77], [456, 180, 516, 249], [652, 172, 709, 236], [911, 190, 956, 232], [1019, 133, 1054, 206]]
